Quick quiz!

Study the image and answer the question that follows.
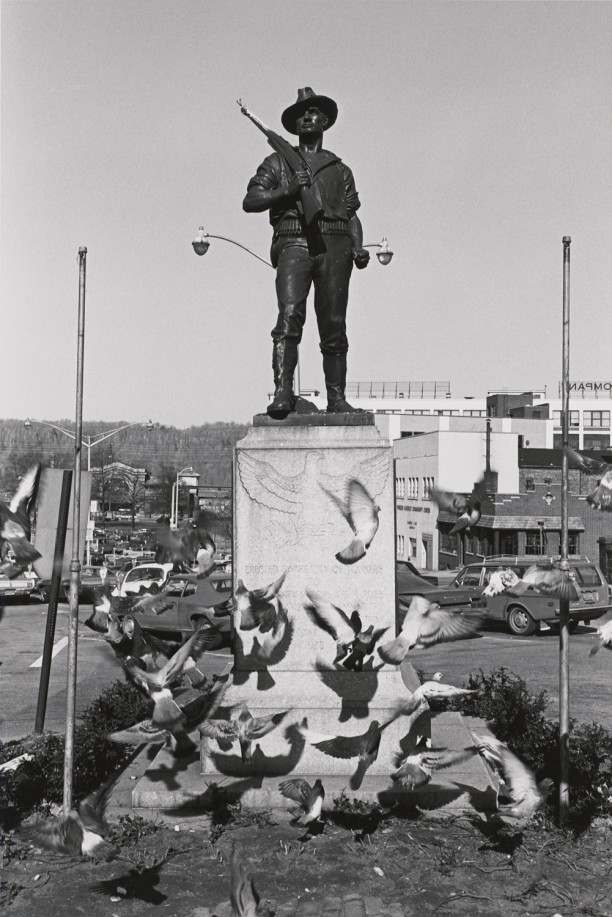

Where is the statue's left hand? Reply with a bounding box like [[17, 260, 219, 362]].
[[352, 248, 370, 270]]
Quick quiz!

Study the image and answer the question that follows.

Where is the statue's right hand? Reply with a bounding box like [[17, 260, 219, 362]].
[[286, 170, 310, 197]]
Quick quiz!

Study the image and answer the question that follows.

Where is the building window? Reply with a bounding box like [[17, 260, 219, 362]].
[[395, 477, 406, 499], [422, 476, 434, 499], [584, 411, 610, 429], [583, 434, 611, 451], [499, 531, 518, 554], [553, 433, 580, 449], [568, 531, 578, 554], [553, 410, 579, 428], [397, 534, 405, 556], [525, 531, 545, 555], [525, 477, 535, 492], [462, 410, 486, 417], [409, 537, 417, 558]]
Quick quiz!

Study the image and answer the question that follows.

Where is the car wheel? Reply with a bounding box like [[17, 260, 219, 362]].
[[122, 615, 136, 639], [506, 605, 539, 636]]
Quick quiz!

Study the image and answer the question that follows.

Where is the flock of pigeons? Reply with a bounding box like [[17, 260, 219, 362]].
[[2, 450, 612, 910]]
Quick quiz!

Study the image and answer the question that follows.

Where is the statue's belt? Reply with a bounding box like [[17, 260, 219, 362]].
[[274, 218, 350, 237]]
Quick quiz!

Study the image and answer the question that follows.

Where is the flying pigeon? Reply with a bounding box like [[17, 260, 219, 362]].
[[472, 733, 554, 823], [378, 595, 484, 664], [564, 446, 612, 511], [279, 777, 325, 827], [19, 782, 118, 861], [391, 736, 473, 790], [304, 589, 386, 668], [297, 705, 411, 767], [250, 600, 293, 666], [505, 564, 579, 602], [483, 569, 522, 597], [0, 464, 41, 572], [589, 617, 612, 656], [200, 703, 290, 763], [431, 473, 490, 534], [234, 570, 288, 632], [125, 625, 221, 689], [85, 591, 113, 633], [109, 675, 227, 754], [321, 478, 380, 564]]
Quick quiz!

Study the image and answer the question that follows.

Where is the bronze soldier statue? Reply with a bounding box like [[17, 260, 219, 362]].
[[243, 88, 370, 417]]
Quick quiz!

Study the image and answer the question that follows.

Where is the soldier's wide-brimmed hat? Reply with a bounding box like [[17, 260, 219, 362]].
[[281, 87, 338, 134]]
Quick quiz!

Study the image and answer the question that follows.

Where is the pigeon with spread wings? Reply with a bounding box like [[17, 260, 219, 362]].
[[200, 703, 291, 763], [378, 595, 484, 664], [298, 705, 413, 789], [431, 473, 491, 534], [279, 777, 325, 828], [0, 463, 41, 575], [564, 446, 612, 511], [321, 478, 380, 564], [305, 588, 387, 669], [505, 563, 579, 602], [472, 733, 554, 823], [391, 736, 474, 791], [590, 617, 612, 656], [19, 782, 117, 861], [234, 570, 287, 632]]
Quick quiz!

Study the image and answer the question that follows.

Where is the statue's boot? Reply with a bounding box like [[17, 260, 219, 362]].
[[323, 353, 364, 413], [267, 340, 298, 417]]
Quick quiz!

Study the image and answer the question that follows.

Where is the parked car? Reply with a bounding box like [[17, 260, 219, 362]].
[[119, 573, 233, 641], [32, 566, 119, 603], [396, 560, 479, 608], [113, 562, 174, 597], [447, 555, 611, 636]]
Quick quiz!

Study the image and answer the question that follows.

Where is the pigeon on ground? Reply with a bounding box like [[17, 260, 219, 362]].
[[0, 464, 41, 573], [200, 703, 291, 763], [590, 617, 612, 656], [472, 733, 554, 823], [505, 564, 579, 602], [564, 446, 612, 512], [279, 777, 325, 827], [19, 782, 118, 860], [305, 589, 387, 668], [378, 595, 484, 664], [431, 473, 490, 534], [321, 478, 380, 564], [233, 570, 288, 632]]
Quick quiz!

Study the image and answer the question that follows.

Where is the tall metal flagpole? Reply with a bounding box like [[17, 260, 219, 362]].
[[558, 236, 571, 826], [63, 247, 86, 814]]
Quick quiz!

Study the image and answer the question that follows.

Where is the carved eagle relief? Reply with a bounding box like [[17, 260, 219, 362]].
[[237, 449, 390, 549]]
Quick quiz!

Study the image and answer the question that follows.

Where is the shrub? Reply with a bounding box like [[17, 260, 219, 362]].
[[430, 666, 612, 826], [1, 679, 151, 831]]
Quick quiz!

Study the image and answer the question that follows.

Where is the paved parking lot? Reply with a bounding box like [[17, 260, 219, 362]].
[[1, 602, 610, 742]]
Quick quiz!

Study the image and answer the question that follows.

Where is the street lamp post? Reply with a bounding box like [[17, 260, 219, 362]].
[[171, 466, 195, 529], [25, 418, 154, 564], [192, 227, 393, 395], [24, 419, 154, 471]]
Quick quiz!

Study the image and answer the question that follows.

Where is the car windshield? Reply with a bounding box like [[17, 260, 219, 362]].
[[125, 567, 163, 582]]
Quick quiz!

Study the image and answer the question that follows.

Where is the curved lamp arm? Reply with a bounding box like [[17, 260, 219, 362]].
[[192, 228, 273, 268]]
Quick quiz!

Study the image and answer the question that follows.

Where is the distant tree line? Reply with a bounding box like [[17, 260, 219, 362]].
[[0, 419, 249, 501]]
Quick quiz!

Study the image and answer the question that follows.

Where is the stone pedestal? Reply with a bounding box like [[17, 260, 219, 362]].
[[199, 413, 431, 805]]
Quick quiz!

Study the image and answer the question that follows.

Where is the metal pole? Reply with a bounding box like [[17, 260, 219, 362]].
[[63, 246, 86, 814], [34, 470, 72, 732], [558, 236, 571, 825]]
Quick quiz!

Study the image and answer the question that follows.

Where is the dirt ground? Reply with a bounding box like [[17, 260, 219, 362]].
[[3, 805, 612, 917]]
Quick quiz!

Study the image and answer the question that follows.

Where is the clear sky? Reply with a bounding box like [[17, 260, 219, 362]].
[[2, 0, 610, 426]]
